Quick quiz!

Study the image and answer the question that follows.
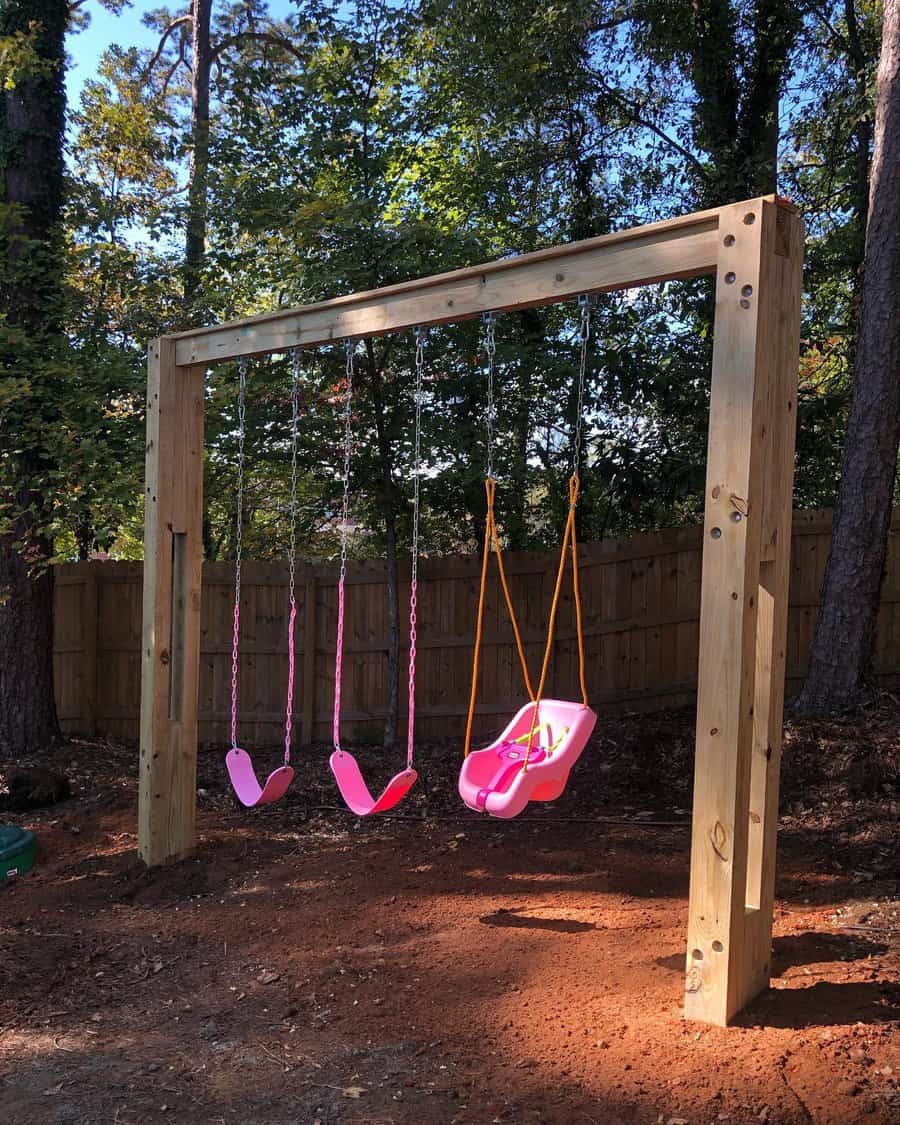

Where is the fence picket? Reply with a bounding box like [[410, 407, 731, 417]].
[[52, 510, 900, 744]]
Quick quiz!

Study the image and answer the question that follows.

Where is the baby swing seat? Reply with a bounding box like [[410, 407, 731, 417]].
[[459, 699, 596, 818]]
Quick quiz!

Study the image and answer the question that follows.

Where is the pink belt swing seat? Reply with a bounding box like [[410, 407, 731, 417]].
[[329, 333, 423, 815], [226, 578, 297, 806], [328, 562, 418, 815], [225, 352, 300, 808]]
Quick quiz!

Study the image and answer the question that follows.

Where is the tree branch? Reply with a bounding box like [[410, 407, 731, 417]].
[[161, 41, 188, 96], [143, 14, 193, 80], [211, 30, 306, 66], [587, 67, 709, 176]]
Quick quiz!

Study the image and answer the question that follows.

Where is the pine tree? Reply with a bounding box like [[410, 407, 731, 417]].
[[0, 0, 68, 755]]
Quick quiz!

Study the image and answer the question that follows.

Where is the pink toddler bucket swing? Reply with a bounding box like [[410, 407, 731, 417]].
[[458, 305, 598, 819], [329, 333, 426, 815], [225, 352, 302, 807]]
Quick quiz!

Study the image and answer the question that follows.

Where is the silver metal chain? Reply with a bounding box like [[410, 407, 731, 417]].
[[339, 339, 354, 581], [410, 327, 425, 589], [406, 326, 426, 766], [573, 295, 591, 480], [231, 356, 248, 749], [284, 348, 301, 761], [484, 312, 496, 479]]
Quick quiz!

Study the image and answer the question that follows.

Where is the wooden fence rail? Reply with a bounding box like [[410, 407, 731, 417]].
[[53, 509, 900, 745]]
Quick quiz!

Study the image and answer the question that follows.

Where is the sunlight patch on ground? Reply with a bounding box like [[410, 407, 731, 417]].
[[500, 869, 605, 884], [0, 1027, 96, 1060], [281, 877, 336, 893]]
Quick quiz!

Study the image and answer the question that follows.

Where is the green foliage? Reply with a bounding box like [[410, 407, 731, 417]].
[[37, 0, 884, 567], [0, 20, 53, 89]]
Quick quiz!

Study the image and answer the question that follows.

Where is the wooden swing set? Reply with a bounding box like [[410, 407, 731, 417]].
[[138, 196, 804, 1026]]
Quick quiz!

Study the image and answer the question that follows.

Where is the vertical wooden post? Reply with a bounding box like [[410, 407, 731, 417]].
[[138, 339, 205, 866], [82, 561, 99, 737], [744, 205, 805, 988], [685, 199, 804, 1025], [301, 574, 318, 745]]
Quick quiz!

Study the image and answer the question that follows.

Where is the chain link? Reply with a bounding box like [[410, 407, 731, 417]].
[[230, 356, 248, 749], [289, 350, 300, 599], [483, 312, 496, 479], [339, 339, 354, 582], [406, 327, 427, 768], [283, 348, 302, 762], [573, 295, 591, 482], [410, 328, 425, 589]]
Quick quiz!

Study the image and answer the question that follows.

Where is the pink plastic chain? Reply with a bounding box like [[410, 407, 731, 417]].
[[284, 596, 297, 764], [406, 580, 417, 768], [333, 576, 346, 751], [231, 600, 241, 749], [332, 331, 422, 770]]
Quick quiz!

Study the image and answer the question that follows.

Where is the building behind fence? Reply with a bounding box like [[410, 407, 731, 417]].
[[53, 510, 900, 745]]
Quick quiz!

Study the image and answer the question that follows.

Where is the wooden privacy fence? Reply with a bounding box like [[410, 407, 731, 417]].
[[53, 509, 900, 745]]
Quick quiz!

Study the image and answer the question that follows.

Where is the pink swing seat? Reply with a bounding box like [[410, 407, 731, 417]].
[[330, 752, 417, 816], [459, 698, 596, 818], [226, 748, 295, 808]]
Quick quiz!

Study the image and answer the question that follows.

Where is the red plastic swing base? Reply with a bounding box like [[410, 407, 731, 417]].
[[226, 748, 295, 807], [330, 751, 417, 815]]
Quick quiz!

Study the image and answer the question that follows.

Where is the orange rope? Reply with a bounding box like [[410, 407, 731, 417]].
[[464, 478, 535, 757], [465, 474, 589, 764], [569, 477, 589, 707], [522, 475, 588, 769], [463, 490, 494, 758]]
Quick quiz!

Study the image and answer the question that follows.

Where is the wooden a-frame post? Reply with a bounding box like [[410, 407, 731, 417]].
[[685, 198, 804, 1023], [137, 196, 803, 1025], [138, 338, 205, 866]]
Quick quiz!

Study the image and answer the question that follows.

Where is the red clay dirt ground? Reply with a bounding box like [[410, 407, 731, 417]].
[[0, 701, 898, 1125]]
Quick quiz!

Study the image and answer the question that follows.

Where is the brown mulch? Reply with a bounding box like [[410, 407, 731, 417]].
[[0, 698, 897, 1125]]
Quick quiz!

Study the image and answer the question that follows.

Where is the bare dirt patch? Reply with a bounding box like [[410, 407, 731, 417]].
[[0, 701, 897, 1124]]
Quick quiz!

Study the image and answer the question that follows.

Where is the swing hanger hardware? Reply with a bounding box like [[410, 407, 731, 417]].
[[577, 295, 591, 343]]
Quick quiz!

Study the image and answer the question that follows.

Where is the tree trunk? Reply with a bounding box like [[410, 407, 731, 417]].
[[184, 0, 212, 321], [0, 0, 67, 757], [0, 505, 58, 755], [365, 341, 400, 750], [681, 0, 798, 205], [796, 0, 900, 714]]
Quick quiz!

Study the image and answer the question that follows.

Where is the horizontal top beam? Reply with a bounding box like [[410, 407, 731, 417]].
[[170, 196, 785, 368]]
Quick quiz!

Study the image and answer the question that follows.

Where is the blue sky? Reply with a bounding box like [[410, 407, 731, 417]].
[[67, 1, 159, 101], [66, 0, 298, 104]]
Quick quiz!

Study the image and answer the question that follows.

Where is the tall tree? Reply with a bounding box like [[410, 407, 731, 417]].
[[143, 0, 306, 325], [0, 0, 67, 755], [796, 0, 900, 712]]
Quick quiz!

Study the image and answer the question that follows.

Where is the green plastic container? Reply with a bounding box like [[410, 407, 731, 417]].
[[0, 825, 36, 882]]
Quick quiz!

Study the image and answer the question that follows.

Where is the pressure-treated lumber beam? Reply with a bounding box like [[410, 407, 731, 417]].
[[171, 209, 723, 367], [743, 205, 805, 1004], [684, 199, 804, 1025], [138, 339, 205, 866]]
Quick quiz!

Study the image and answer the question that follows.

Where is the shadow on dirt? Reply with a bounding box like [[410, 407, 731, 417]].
[[479, 907, 596, 933], [738, 979, 900, 1030]]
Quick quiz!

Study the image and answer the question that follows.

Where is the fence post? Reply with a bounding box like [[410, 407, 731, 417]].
[[82, 561, 99, 737], [301, 574, 318, 745]]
